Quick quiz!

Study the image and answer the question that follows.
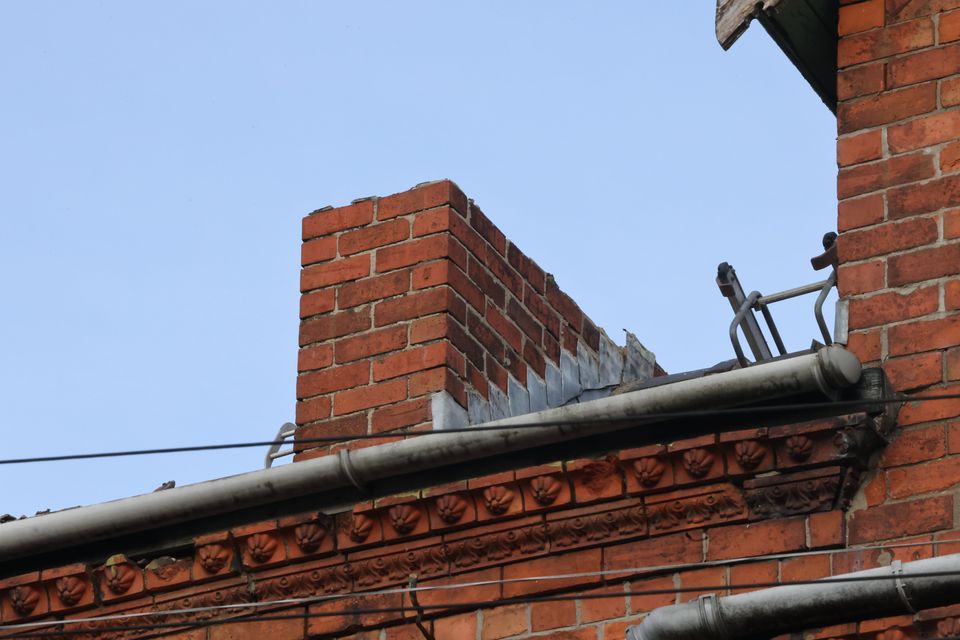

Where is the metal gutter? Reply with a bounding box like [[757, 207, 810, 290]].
[[0, 346, 861, 564], [626, 554, 960, 640]]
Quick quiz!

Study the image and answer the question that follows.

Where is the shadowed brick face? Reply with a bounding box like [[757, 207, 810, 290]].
[[293, 181, 604, 460], [836, 1, 960, 638]]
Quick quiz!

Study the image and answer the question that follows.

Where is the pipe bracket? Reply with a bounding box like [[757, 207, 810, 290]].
[[338, 449, 370, 495], [892, 560, 917, 613], [698, 594, 728, 639]]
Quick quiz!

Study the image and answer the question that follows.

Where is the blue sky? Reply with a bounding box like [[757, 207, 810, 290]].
[[0, 2, 837, 517]]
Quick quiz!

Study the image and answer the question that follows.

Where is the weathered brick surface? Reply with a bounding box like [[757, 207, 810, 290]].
[[292, 180, 614, 470]]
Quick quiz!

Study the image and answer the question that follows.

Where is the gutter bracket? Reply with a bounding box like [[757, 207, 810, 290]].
[[892, 560, 917, 614]]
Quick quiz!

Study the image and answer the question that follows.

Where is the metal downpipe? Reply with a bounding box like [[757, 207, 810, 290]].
[[0, 346, 861, 563], [626, 555, 960, 640]]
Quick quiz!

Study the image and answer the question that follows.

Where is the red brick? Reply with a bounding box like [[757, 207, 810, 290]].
[[886, 351, 945, 390], [546, 276, 584, 332], [679, 566, 727, 598], [949, 278, 960, 308], [303, 200, 374, 239], [301, 236, 337, 265], [210, 615, 305, 640], [484, 244, 524, 297], [481, 603, 527, 639], [848, 285, 939, 328], [849, 495, 954, 542], [579, 584, 627, 623], [707, 518, 806, 560], [371, 397, 431, 433], [468, 311, 505, 361], [848, 328, 883, 361], [839, 0, 884, 34], [410, 314, 448, 344], [378, 181, 468, 220], [949, 347, 960, 380], [295, 396, 331, 425], [949, 419, 960, 452], [486, 353, 509, 392], [300, 289, 335, 318], [838, 216, 938, 262], [338, 219, 409, 256], [943, 9, 960, 41], [943, 141, 960, 173], [838, 83, 937, 133], [506, 297, 543, 342], [373, 342, 455, 381], [897, 383, 960, 424], [838, 260, 886, 295], [810, 510, 845, 547], [296, 412, 367, 443], [889, 243, 960, 285], [503, 548, 601, 597], [944, 76, 960, 107], [298, 344, 334, 371], [412, 206, 453, 237], [629, 575, 676, 613], [468, 255, 506, 307], [408, 366, 464, 401], [524, 285, 561, 339], [470, 203, 507, 255], [838, 17, 934, 67], [338, 270, 410, 309], [507, 243, 546, 292], [486, 305, 524, 353], [334, 325, 407, 363], [838, 62, 886, 100], [530, 599, 577, 631], [839, 194, 885, 232], [946, 209, 960, 239], [890, 315, 960, 355], [781, 553, 830, 582], [412, 260, 484, 311], [602, 531, 702, 573], [433, 613, 478, 638], [729, 560, 778, 595], [582, 318, 601, 352], [888, 173, 960, 217], [333, 378, 407, 416], [838, 130, 884, 167], [376, 235, 450, 273], [523, 339, 547, 378], [299, 306, 371, 345], [375, 287, 464, 326], [885, 424, 947, 466], [838, 152, 935, 198], [887, 0, 960, 23], [301, 254, 370, 291], [889, 42, 960, 87], [888, 456, 960, 497], [446, 316, 486, 369], [296, 361, 369, 399], [888, 110, 960, 153]]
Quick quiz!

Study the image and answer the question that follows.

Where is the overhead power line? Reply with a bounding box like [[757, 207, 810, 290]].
[[1, 393, 955, 466], [5, 570, 960, 638]]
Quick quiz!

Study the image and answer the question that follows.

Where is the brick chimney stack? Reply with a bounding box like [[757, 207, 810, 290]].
[[293, 180, 657, 460]]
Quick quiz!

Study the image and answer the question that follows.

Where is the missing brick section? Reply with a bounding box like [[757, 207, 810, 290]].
[[444, 331, 657, 430]]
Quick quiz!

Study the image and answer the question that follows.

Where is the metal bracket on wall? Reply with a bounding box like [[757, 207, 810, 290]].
[[407, 574, 436, 640], [717, 232, 838, 368]]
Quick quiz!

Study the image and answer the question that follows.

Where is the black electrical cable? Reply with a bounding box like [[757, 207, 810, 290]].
[[1, 392, 956, 466], [6, 571, 960, 638]]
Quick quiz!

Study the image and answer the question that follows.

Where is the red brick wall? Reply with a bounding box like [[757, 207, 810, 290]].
[[294, 180, 652, 460], [834, 0, 960, 637]]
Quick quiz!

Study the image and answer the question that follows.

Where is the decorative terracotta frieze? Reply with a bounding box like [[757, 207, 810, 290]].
[[744, 467, 842, 519]]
